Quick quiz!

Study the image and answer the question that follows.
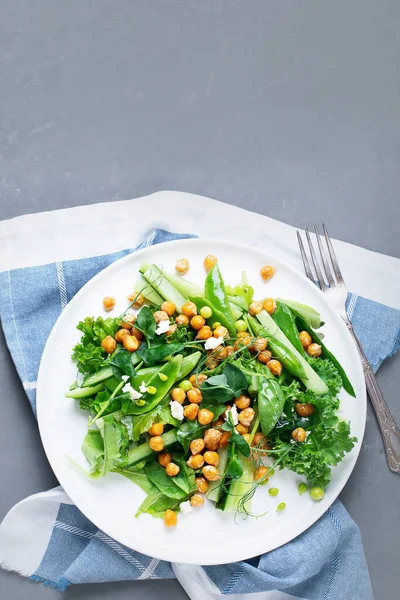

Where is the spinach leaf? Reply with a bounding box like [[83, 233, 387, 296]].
[[114, 469, 156, 495], [110, 349, 137, 378], [81, 430, 104, 475], [231, 430, 251, 457], [102, 421, 124, 474], [227, 453, 243, 479], [137, 342, 185, 366], [176, 420, 207, 453], [201, 364, 248, 402], [224, 363, 248, 397], [144, 462, 187, 500], [135, 306, 156, 340], [136, 489, 182, 518], [171, 457, 197, 495]]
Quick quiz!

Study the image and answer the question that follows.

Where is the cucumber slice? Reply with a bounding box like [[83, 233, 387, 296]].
[[82, 367, 114, 387], [126, 429, 179, 466], [223, 456, 255, 513], [255, 310, 328, 395], [164, 271, 204, 299], [65, 383, 105, 399], [133, 274, 164, 305], [142, 265, 186, 312]]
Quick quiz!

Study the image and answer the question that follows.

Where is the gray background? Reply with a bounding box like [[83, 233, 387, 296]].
[[0, 1, 399, 599]]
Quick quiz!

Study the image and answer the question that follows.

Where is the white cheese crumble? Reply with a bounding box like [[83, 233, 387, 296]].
[[225, 405, 239, 425], [204, 336, 224, 350], [121, 375, 130, 382], [139, 381, 149, 394], [170, 400, 184, 421], [122, 382, 143, 400], [156, 320, 170, 335], [179, 500, 193, 515]]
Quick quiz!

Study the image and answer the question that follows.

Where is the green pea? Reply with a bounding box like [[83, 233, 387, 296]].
[[298, 482, 307, 495], [268, 487, 279, 497], [267, 468, 275, 477], [212, 321, 221, 330], [136, 399, 146, 406], [179, 380, 193, 392], [309, 487, 324, 501], [200, 306, 213, 319], [158, 373, 168, 382], [276, 502, 286, 512], [147, 386, 157, 395], [235, 319, 248, 332]]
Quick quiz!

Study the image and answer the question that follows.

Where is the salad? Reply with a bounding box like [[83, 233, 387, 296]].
[[66, 255, 357, 528]]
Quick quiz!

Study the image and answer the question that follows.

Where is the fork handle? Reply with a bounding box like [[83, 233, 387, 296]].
[[345, 320, 400, 473]]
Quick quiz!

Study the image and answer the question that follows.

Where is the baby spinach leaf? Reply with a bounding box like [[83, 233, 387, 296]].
[[176, 421, 207, 453], [231, 430, 251, 457], [81, 430, 104, 475], [227, 453, 243, 479], [137, 342, 185, 366], [135, 306, 156, 340], [136, 489, 182, 518], [144, 462, 187, 500], [110, 349, 137, 378], [224, 363, 248, 397]]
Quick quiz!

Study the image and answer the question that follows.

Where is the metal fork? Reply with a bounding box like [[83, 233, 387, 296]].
[[297, 224, 400, 473]]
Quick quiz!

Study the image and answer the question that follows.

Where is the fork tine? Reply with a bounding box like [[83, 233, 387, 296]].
[[296, 231, 314, 281], [314, 224, 335, 286], [322, 223, 345, 284], [305, 227, 328, 290]]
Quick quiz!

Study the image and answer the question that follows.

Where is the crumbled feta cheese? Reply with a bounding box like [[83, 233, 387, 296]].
[[179, 500, 193, 515], [139, 381, 148, 394], [204, 336, 224, 351], [170, 400, 184, 421], [121, 375, 130, 382], [156, 320, 171, 335], [225, 405, 239, 425], [122, 382, 143, 400]]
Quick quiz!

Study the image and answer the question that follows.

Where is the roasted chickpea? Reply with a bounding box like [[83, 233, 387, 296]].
[[212, 417, 225, 428], [254, 465, 269, 482], [158, 452, 172, 467], [195, 477, 209, 494], [196, 325, 213, 340], [148, 422, 164, 436], [213, 325, 229, 339], [149, 436, 164, 452], [237, 331, 252, 345], [204, 451, 219, 466], [218, 431, 231, 448], [299, 331, 312, 349], [190, 438, 205, 455], [252, 432, 267, 447], [171, 388, 186, 404], [131, 327, 144, 341], [258, 350, 272, 364], [225, 345, 234, 357], [183, 403, 199, 420], [161, 301, 176, 316], [253, 337, 268, 352], [205, 355, 219, 369], [190, 493, 204, 507], [295, 402, 314, 417], [203, 254, 218, 272], [175, 258, 189, 275], [190, 315, 206, 330], [235, 424, 249, 435], [115, 328, 130, 343], [307, 343, 322, 357], [202, 465, 220, 481], [238, 407, 255, 427], [153, 310, 169, 324], [262, 298, 276, 314], [187, 388, 203, 404], [103, 296, 116, 311], [101, 335, 116, 354], [163, 509, 177, 527], [198, 408, 214, 425], [249, 301, 263, 315], [213, 346, 227, 362], [292, 427, 307, 443], [182, 301, 197, 318], [187, 454, 205, 470], [234, 394, 251, 410], [242, 433, 252, 444], [175, 314, 189, 326], [121, 314, 136, 329], [166, 462, 180, 477], [189, 373, 208, 388], [204, 428, 222, 450], [128, 292, 145, 308], [267, 359, 282, 376], [123, 335, 140, 352], [260, 265, 275, 282]]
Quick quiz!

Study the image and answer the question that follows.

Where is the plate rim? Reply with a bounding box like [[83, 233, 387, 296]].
[[36, 237, 366, 564]]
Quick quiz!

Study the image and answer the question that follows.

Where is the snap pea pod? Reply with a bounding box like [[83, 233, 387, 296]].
[[267, 336, 307, 380], [189, 296, 236, 337], [293, 313, 356, 397], [129, 355, 182, 415], [258, 379, 286, 436], [271, 301, 304, 355], [133, 351, 201, 387], [204, 265, 235, 328]]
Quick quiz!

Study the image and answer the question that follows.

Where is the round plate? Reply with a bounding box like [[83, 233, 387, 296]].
[[37, 239, 366, 565]]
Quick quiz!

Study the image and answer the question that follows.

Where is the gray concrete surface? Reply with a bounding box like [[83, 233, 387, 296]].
[[0, 1, 399, 599]]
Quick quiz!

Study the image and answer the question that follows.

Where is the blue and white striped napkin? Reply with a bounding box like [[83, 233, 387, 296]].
[[1, 218, 399, 599]]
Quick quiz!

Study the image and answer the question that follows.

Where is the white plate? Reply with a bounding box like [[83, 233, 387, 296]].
[[37, 239, 366, 565]]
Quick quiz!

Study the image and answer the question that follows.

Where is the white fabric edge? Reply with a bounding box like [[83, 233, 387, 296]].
[[0, 191, 398, 309], [0, 487, 73, 577]]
